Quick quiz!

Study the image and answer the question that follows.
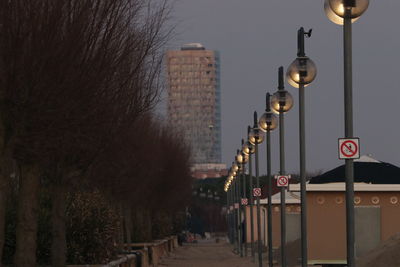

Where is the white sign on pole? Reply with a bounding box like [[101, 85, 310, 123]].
[[253, 188, 262, 197], [338, 138, 360, 159], [275, 174, 291, 187]]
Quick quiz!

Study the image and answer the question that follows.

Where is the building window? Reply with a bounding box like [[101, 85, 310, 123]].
[[335, 197, 344, 204], [371, 196, 380, 205]]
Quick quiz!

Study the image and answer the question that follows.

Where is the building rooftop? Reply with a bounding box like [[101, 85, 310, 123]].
[[181, 43, 205, 51], [260, 191, 300, 204], [310, 154, 400, 184], [290, 183, 400, 192]]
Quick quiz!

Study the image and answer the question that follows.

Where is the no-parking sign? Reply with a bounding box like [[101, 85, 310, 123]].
[[253, 188, 262, 197], [338, 138, 360, 159], [275, 175, 291, 187]]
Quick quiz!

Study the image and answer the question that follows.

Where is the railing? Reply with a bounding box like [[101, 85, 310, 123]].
[[123, 236, 179, 267], [67, 236, 179, 267], [103, 254, 136, 267]]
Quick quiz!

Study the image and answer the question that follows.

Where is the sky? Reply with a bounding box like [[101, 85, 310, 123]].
[[163, 0, 400, 176]]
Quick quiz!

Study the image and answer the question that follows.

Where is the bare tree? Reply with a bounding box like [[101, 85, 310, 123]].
[[0, 0, 172, 266], [90, 114, 192, 244]]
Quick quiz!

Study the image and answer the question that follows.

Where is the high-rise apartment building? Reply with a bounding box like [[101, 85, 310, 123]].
[[166, 43, 222, 170]]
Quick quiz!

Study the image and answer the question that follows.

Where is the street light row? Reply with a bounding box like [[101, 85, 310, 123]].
[[224, 1, 369, 267]]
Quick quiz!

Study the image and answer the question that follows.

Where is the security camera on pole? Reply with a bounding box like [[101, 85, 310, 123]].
[[287, 27, 317, 267]]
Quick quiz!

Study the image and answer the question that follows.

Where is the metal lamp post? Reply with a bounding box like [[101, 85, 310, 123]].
[[225, 171, 235, 244], [324, 1, 369, 266], [286, 27, 317, 267], [271, 67, 294, 267], [224, 180, 231, 243], [249, 112, 265, 267], [231, 164, 239, 253], [243, 128, 256, 260], [234, 155, 244, 257], [235, 149, 247, 257], [233, 162, 241, 255], [259, 93, 278, 267], [236, 149, 249, 257]]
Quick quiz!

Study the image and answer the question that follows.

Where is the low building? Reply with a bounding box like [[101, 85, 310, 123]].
[[190, 163, 227, 179], [245, 191, 301, 249], [290, 183, 400, 266]]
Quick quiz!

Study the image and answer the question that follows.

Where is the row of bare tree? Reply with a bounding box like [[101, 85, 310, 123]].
[[0, 0, 192, 266]]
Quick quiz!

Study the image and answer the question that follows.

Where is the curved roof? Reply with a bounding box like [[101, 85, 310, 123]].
[[310, 155, 400, 184]]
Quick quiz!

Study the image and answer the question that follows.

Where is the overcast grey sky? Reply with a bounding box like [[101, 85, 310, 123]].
[[164, 0, 400, 175]]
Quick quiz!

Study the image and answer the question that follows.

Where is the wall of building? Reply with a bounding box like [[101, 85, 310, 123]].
[[307, 191, 400, 261], [166, 45, 221, 164], [245, 204, 300, 249]]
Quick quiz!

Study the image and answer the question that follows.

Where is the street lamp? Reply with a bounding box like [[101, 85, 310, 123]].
[[224, 182, 231, 243], [259, 93, 278, 267], [271, 66, 294, 267], [243, 127, 256, 260], [226, 171, 235, 245], [249, 112, 265, 267], [287, 27, 317, 267], [230, 166, 240, 254], [231, 162, 242, 256], [236, 145, 249, 257], [324, 1, 369, 266], [235, 150, 245, 257]]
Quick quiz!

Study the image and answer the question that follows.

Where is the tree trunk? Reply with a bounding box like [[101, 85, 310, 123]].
[[123, 206, 132, 245], [144, 209, 152, 242], [0, 151, 13, 265], [0, 173, 9, 267], [51, 176, 67, 267], [14, 164, 41, 267], [117, 203, 124, 252]]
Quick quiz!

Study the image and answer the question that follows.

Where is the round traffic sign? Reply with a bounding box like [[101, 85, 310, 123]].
[[340, 140, 358, 158], [253, 188, 261, 197], [277, 176, 289, 187]]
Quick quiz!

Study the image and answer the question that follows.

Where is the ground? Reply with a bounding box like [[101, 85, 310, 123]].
[[160, 239, 259, 267]]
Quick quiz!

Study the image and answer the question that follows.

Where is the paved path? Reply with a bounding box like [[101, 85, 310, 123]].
[[159, 239, 259, 267]]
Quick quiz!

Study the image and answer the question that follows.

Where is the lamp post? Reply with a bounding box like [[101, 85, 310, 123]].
[[236, 146, 249, 256], [259, 93, 278, 267], [249, 112, 265, 267], [226, 171, 235, 244], [237, 154, 244, 257], [235, 150, 246, 257], [232, 162, 241, 255], [243, 128, 255, 260], [287, 27, 317, 267], [271, 67, 294, 267], [324, 1, 369, 266], [224, 181, 232, 244], [231, 164, 239, 253]]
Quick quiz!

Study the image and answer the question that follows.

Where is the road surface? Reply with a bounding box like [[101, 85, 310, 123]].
[[160, 239, 258, 267]]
